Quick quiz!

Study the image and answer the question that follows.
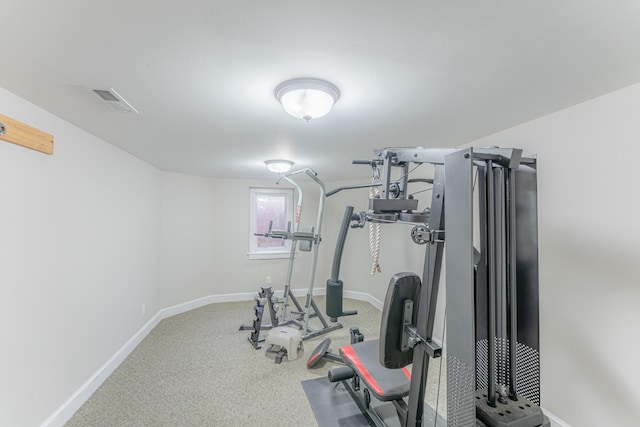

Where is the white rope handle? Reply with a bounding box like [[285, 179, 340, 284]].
[[369, 168, 382, 275], [369, 221, 381, 275]]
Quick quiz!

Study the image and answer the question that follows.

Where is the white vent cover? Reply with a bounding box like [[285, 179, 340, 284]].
[[93, 88, 138, 113]]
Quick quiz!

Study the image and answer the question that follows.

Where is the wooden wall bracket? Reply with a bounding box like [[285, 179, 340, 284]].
[[0, 113, 54, 155]]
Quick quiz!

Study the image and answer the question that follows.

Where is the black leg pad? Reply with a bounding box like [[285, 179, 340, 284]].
[[307, 338, 332, 368], [328, 366, 355, 382]]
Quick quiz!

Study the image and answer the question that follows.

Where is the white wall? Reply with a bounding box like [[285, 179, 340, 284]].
[[7, 79, 637, 426], [0, 88, 161, 427], [465, 82, 640, 427], [158, 171, 445, 337], [160, 172, 335, 307]]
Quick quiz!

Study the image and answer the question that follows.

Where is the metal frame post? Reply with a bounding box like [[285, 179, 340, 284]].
[[279, 175, 305, 319], [506, 167, 519, 400], [444, 148, 477, 426], [406, 164, 446, 426]]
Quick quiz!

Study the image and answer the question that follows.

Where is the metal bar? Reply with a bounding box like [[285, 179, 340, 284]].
[[486, 160, 497, 407], [326, 182, 381, 197], [281, 167, 318, 179], [506, 167, 519, 400], [476, 164, 489, 393], [444, 149, 476, 425], [324, 352, 343, 363], [279, 175, 303, 321], [305, 169, 325, 237], [474, 147, 522, 169], [407, 352, 428, 426], [310, 298, 329, 328], [340, 380, 387, 427], [287, 292, 304, 314], [330, 206, 354, 281], [406, 164, 446, 426], [380, 150, 394, 200], [496, 166, 507, 387], [371, 147, 531, 167], [301, 170, 326, 334], [280, 175, 304, 234], [373, 147, 457, 165], [424, 165, 446, 343], [392, 399, 408, 427], [399, 162, 409, 199], [401, 300, 414, 351], [301, 324, 343, 340]]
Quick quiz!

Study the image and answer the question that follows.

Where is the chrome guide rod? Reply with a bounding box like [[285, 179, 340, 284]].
[[506, 167, 519, 400], [486, 159, 497, 407], [496, 166, 506, 389]]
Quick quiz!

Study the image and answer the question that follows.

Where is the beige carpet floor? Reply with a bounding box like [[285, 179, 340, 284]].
[[64, 296, 446, 426]]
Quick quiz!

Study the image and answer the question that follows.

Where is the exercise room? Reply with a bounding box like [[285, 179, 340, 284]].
[[1, 2, 638, 427]]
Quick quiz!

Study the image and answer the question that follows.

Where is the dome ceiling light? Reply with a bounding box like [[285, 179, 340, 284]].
[[275, 78, 340, 121], [265, 159, 294, 173]]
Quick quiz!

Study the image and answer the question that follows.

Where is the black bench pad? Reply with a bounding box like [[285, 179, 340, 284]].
[[339, 339, 411, 402]]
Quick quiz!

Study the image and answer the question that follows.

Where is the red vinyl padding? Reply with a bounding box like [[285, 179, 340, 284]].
[[339, 339, 411, 402]]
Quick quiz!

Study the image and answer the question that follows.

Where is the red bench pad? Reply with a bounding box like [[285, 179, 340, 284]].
[[339, 339, 411, 402]]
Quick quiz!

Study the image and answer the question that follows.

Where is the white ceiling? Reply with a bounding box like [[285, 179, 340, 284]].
[[2, 1, 640, 181]]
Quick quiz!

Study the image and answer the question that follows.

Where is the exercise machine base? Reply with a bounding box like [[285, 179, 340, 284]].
[[303, 376, 446, 427], [475, 389, 550, 427]]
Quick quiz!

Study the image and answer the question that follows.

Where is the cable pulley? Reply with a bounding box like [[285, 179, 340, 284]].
[[410, 225, 430, 245]]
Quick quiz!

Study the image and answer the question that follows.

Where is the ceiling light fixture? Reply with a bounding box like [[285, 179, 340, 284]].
[[265, 159, 294, 174], [275, 78, 340, 121]]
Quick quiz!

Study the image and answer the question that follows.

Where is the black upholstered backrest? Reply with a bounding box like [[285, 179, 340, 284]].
[[379, 272, 421, 369]]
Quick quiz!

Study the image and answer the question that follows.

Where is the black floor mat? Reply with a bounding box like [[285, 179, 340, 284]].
[[302, 376, 372, 426]]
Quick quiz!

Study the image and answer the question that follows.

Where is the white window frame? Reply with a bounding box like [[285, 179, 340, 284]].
[[248, 187, 294, 260]]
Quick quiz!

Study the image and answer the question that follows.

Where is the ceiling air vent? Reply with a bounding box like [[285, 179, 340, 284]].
[[93, 88, 138, 113]]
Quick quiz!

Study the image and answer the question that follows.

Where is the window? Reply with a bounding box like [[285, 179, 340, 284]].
[[248, 187, 294, 260]]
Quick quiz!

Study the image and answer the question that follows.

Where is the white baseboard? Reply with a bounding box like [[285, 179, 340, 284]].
[[42, 289, 570, 427], [344, 289, 384, 310], [159, 290, 297, 321], [43, 286, 332, 426], [161, 292, 254, 318], [161, 287, 328, 320], [545, 409, 572, 427], [40, 311, 163, 427]]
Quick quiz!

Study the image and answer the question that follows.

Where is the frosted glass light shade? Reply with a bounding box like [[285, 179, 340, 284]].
[[275, 78, 340, 121], [265, 159, 294, 173]]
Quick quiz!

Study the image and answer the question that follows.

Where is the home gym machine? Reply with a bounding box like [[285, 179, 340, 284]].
[[323, 147, 549, 427], [240, 168, 344, 349]]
